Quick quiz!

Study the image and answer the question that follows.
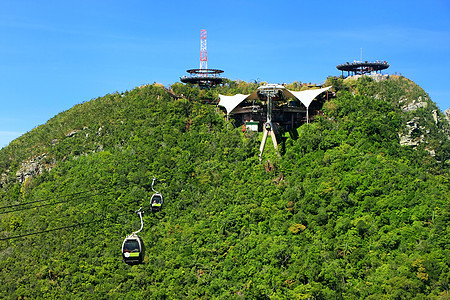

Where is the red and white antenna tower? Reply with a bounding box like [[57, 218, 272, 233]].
[[180, 29, 225, 87], [200, 29, 207, 70]]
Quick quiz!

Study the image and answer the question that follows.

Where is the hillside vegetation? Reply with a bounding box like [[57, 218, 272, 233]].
[[0, 76, 449, 299]]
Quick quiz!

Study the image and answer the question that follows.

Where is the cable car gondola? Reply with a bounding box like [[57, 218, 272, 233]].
[[150, 177, 164, 212], [122, 234, 144, 265], [122, 209, 145, 265], [150, 193, 163, 212]]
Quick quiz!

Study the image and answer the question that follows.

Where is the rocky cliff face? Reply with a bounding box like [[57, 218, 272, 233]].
[[400, 96, 428, 112], [399, 97, 430, 148], [15, 153, 53, 184], [398, 94, 450, 159], [345, 73, 389, 82], [0, 125, 107, 187], [399, 117, 424, 147]]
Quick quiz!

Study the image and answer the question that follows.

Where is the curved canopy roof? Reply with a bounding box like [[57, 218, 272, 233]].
[[218, 85, 332, 115], [287, 86, 332, 108], [217, 94, 250, 115]]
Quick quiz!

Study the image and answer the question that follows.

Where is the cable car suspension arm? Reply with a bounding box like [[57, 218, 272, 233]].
[[132, 208, 144, 235], [151, 176, 159, 194]]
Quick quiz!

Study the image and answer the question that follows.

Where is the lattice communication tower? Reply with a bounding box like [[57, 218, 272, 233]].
[[200, 29, 207, 70], [180, 29, 226, 88]]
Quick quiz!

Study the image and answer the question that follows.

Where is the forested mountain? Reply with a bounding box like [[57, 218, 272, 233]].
[[0, 76, 449, 299]]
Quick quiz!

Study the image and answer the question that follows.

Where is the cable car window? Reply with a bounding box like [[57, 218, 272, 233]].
[[124, 240, 140, 252]]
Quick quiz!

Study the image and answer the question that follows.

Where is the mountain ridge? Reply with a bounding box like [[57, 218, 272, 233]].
[[0, 76, 449, 299]]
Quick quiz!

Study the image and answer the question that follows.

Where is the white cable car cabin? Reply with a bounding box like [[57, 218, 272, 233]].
[[122, 234, 144, 265]]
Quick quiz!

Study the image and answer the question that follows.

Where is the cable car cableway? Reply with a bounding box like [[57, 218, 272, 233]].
[[150, 177, 164, 212], [121, 208, 145, 265]]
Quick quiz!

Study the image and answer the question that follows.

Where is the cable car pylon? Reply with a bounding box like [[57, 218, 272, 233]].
[[258, 85, 282, 161]]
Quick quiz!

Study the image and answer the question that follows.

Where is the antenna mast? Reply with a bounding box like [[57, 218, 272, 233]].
[[200, 29, 207, 71], [180, 29, 226, 88]]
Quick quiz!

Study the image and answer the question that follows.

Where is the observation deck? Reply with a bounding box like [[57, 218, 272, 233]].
[[180, 68, 226, 88], [337, 61, 389, 77]]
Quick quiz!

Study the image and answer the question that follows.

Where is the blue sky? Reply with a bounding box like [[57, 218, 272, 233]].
[[1, 0, 450, 148]]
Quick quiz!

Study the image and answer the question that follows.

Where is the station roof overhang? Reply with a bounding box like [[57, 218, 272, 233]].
[[218, 85, 332, 115]]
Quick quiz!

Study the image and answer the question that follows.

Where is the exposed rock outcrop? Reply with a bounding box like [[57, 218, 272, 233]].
[[15, 154, 54, 184], [0, 171, 8, 188], [344, 74, 389, 82], [401, 96, 428, 112], [432, 110, 439, 125], [65, 130, 79, 137], [398, 95, 450, 159], [399, 117, 424, 147]]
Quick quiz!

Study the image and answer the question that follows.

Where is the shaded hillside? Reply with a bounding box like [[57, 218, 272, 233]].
[[0, 77, 449, 299]]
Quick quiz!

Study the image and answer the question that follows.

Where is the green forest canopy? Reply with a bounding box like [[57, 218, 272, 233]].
[[0, 76, 449, 299]]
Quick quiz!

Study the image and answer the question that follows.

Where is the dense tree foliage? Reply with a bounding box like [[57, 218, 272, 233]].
[[0, 77, 449, 299]]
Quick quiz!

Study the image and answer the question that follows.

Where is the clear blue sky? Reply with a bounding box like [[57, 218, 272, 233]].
[[1, 0, 450, 148]]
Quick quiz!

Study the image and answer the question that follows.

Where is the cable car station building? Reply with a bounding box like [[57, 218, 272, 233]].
[[218, 85, 332, 132], [218, 84, 333, 159]]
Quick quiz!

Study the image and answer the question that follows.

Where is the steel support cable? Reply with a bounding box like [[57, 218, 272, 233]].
[[0, 189, 111, 215], [0, 186, 110, 211], [0, 211, 133, 241]]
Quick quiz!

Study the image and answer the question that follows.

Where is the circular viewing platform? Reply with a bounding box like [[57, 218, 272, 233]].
[[337, 61, 389, 77], [180, 68, 226, 87]]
